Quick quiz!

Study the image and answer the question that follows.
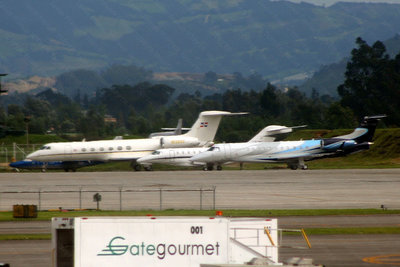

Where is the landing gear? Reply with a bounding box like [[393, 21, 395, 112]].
[[289, 164, 298, 170], [216, 165, 222, 171], [131, 161, 141, 171], [203, 163, 214, 171], [288, 158, 308, 170], [41, 163, 48, 172], [144, 165, 153, 171]]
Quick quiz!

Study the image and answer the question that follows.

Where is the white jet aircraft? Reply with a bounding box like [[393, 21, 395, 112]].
[[137, 125, 304, 170], [26, 110, 247, 171], [190, 115, 385, 170]]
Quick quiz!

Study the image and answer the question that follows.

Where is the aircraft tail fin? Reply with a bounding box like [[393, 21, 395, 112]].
[[184, 111, 248, 145], [334, 115, 386, 143], [173, 118, 183, 135]]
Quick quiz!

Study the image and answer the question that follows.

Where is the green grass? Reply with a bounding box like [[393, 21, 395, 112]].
[[303, 227, 400, 235], [0, 209, 399, 240], [1, 208, 399, 221], [0, 234, 51, 241]]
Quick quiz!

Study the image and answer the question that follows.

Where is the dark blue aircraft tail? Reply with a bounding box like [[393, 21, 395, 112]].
[[334, 115, 386, 143]]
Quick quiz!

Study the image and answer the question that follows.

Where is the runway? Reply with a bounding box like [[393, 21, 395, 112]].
[[0, 169, 399, 266]]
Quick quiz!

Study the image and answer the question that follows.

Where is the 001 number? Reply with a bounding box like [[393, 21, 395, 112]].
[[190, 226, 203, 234]]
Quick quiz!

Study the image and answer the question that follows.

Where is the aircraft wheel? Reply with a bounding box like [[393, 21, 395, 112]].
[[207, 165, 214, 171], [216, 165, 222, 171], [289, 164, 298, 170], [134, 164, 141, 171], [301, 165, 308, 170], [144, 165, 153, 171]]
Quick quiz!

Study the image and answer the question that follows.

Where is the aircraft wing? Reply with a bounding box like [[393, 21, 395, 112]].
[[248, 125, 307, 142], [107, 150, 155, 161]]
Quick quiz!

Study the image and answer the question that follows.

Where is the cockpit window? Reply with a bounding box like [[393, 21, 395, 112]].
[[40, 146, 51, 150], [152, 150, 161, 155], [207, 146, 219, 151]]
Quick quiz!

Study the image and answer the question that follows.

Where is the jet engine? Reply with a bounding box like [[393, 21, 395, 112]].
[[160, 136, 200, 148], [321, 139, 359, 152]]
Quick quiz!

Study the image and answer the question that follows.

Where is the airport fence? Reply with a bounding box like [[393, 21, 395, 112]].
[[0, 143, 40, 163], [0, 186, 216, 211]]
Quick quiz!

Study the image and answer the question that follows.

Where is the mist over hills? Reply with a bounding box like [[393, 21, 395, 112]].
[[299, 34, 400, 97], [1, 0, 400, 84]]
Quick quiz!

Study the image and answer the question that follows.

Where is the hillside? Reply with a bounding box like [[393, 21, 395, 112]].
[[299, 34, 400, 97], [1, 0, 400, 82]]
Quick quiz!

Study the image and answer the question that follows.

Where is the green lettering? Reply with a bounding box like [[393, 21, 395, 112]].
[[130, 244, 140, 256], [147, 245, 155, 255]]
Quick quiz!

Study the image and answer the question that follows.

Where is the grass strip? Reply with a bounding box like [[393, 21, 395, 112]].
[[293, 227, 400, 235], [1, 227, 399, 241], [0, 234, 51, 241], [1, 209, 399, 221]]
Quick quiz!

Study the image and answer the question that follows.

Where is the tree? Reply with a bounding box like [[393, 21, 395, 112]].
[[338, 37, 400, 125], [260, 83, 280, 117]]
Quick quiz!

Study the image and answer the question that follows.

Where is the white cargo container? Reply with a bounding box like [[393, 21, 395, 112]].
[[52, 216, 278, 267]]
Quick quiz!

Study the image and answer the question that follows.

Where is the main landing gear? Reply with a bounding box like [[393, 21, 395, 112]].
[[203, 164, 222, 171], [131, 161, 152, 171], [288, 158, 308, 170]]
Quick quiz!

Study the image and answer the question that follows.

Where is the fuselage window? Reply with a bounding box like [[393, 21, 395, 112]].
[[90, 148, 95, 152], [100, 147, 104, 151], [117, 146, 123, 150], [82, 148, 86, 152], [126, 146, 131, 150], [109, 147, 114, 151]]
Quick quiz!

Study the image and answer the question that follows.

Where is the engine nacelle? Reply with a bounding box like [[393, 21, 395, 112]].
[[160, 136, 200, 148], [321, 139, 356, 152]]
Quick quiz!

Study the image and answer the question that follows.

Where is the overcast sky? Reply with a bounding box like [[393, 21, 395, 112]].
[[274, 0, 400, 6]]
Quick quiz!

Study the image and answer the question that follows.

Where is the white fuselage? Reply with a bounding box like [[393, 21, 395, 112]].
[[27, 138, 162, 162], [191, 140, 325, 164], [137, 147, 208, 167]]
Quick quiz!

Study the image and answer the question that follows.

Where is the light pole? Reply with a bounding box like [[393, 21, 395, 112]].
[[24, 116, 31, 145]]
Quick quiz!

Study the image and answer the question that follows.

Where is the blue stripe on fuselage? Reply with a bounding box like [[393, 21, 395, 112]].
[[273, 140, 321, 154]]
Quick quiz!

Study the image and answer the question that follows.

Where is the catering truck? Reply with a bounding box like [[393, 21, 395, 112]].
[[51, 216, 278, 267]]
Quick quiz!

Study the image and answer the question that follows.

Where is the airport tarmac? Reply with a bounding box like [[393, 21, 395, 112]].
[[0, 169, 400, 210], [0, 169, 399, 266]]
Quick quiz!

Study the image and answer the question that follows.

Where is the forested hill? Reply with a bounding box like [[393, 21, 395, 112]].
[[299, 34, 400, 97], [1, 0, 400, 81]]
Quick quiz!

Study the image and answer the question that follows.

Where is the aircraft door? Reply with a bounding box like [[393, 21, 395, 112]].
[[169, 150, 175, 162], [224, 144, 231, 160], [64, 145, 72, 160]]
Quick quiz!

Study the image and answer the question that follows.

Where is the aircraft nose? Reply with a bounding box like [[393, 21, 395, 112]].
[[136, 157, 145, 163], [137, 155, 155, 163], [190, 152, 210, 162], [26, 151, 40, 160]]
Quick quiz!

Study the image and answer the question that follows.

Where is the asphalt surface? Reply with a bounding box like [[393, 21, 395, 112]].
[[0, 169, 400, 210], [0, 169, 399, 266]]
